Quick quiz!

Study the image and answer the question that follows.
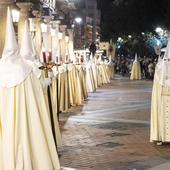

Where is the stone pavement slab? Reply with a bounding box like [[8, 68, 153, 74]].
[[61, 167, 76, 170], [147, 161, 170, 170], [59, 77, 170, 170]]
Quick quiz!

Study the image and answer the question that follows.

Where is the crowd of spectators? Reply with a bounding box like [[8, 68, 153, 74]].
[[114, 55, 158, 79]]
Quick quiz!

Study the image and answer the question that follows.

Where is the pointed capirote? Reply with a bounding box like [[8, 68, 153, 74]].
[[2, 7, 18, 60], [20, 20, 35, 61], [0, 7, 32, 88], [135, 53, 138, 61], [20, 20, 42, 78]]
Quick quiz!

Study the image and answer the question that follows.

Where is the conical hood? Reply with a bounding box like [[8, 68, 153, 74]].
[[20, 20, 41, 78], [20, 20, 35, 61], [2, 7, 18, 61], [135, 53, 138, 62], [0, 7, 32, 88], [154, 35, 170, 86]]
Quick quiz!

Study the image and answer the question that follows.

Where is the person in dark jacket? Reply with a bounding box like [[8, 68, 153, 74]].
[[89, 42, 97, 57]]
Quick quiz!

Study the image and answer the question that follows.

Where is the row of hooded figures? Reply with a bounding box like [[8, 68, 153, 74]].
[[0, 8, 114, 170], [0, 7, 169, 170]]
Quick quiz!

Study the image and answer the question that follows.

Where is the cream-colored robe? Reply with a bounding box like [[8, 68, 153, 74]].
[[107, 63, 114, 79], [0, 72, 60, 170], [40, 71, 62, 147], [86, 64, 96, 93], [67, 64, 76, 106], [150, 77, 170, 142], [91, 63, 98, 89], [51, 76, 62, 146], [79, 65, 88, 101], [58, 65, 70, 112], [130, 61, 142, 80], [76, 65, 88, 103], [96, 64, 103, 87], [98, 64, 110, 84]]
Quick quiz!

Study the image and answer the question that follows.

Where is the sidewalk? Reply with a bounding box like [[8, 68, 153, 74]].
[[147, 161, 170, 170], [59, 77, 170, 170]]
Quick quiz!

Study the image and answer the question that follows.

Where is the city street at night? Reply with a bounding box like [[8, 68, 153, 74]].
[[1, 0, 170, 170], [60, 76, 170, 170]]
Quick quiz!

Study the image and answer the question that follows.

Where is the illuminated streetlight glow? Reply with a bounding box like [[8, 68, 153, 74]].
[[156, 39, 161, 46], [128, 35, 132, 38], [75, 17, 82, 24], [117, 37, 123, 42], [155, 27, 163, 33], [118, 37, 122, 41]]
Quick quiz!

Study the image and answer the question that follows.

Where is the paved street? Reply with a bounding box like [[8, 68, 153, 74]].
[[59, 76, 170, 170]]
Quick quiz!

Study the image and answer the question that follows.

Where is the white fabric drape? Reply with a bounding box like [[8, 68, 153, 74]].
[[0, 72, 60, 170], [130, 61, 142, 80], [150, 37, 170, 143]]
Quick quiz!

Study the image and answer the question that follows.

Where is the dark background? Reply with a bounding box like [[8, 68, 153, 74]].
[[97, 0, 170, 41]]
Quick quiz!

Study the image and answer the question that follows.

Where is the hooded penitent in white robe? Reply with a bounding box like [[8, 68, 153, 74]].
[[99, 63, 111, 84], [150, 37, 170, 143], [77, 64, 88, 101], [75, 64, 86, 104], [96, 64, 103, 87], [67, 64, 76, 106], [21, 21, 62, 147], [106, 61, 114, 80], [91, 63, 98, 89], [0, 8, 60, 170], [20, 21, 41, 78], [86, 62, 96, 93], [130, 54, 142, 80], [57, 64, 70, 112]]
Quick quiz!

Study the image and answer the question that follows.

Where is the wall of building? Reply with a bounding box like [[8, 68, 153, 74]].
[[73, 0, 101, 49]]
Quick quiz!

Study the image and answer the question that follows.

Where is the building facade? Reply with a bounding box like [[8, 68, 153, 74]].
[[74, 0, 101, 49], [0, 0, 75, 55]]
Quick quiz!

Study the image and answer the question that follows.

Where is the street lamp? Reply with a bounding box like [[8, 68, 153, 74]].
[[155, 27, 164, 36], [75, 17, 82, 24], [155, 27, 163, 33], [11, 2, 20, 23], [117, 37, 123, 42], [73, 17, 83, 49]]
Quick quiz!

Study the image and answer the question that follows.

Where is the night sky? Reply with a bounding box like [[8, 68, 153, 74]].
[[97, 0, 170, 41]]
